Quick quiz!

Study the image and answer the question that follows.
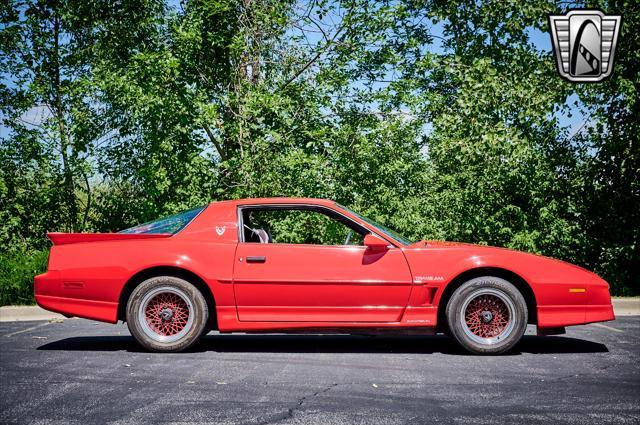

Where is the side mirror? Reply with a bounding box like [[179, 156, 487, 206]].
[[364, 233, 389, 250]]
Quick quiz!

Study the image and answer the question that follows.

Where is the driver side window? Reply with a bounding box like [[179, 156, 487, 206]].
[[241, 207, 366, 246]]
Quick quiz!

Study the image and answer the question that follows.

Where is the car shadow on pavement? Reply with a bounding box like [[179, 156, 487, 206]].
[[37, 334, 608, 355]]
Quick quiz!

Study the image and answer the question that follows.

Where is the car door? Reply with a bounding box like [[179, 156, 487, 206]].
[[232, 205, 413, 322]]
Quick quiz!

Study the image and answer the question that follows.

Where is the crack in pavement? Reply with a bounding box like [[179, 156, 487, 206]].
[[2, 322, 50, 337], [253, 383, 339, 425], [524, 359, 628, 385]]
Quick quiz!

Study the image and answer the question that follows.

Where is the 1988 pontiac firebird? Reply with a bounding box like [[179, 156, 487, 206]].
[[35, 198, 614, 354]]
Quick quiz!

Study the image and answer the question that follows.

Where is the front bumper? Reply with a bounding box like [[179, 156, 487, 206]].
[[537, 279, 615, 328]]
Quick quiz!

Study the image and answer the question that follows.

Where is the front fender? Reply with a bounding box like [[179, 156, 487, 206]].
[[402, 246, 613, 328]]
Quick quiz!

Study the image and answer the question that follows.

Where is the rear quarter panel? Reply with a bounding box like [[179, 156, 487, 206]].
[[36, 202, 239, 323], [38, 239, 236, 322]]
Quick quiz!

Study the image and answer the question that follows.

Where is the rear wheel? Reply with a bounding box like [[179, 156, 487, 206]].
[[446, 276, 527, 354], [126, 276, 208, 352]]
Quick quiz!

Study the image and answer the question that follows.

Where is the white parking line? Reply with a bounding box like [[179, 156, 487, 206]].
[[589, 323, 624, 333], [3, 322, 50, 338]]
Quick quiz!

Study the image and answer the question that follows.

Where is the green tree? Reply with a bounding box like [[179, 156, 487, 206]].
[[1, 0, 167, 241], [572, 0, 639, 294], [0, 0, 638, 303]]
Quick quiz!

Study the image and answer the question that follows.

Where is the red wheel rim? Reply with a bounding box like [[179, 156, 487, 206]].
[[464, 294, 510, 338], [144, 292, 190, 336]]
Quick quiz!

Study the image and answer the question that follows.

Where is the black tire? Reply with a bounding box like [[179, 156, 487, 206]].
[[126, 276, 208, 352], [446, 276, 527, 354]]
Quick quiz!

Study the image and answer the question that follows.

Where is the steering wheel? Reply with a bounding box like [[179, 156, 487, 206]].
[[344, 229, 353, 245]]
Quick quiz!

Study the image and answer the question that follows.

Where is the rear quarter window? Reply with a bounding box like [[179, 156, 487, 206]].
[[119, 206, 205, 234]]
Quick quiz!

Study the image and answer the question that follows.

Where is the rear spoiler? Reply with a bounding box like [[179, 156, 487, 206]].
[[47, 232, 172, 246]]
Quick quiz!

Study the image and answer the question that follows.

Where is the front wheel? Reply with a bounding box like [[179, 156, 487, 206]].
[[126, 276, 208, 352], [446, 276, 527, 354]]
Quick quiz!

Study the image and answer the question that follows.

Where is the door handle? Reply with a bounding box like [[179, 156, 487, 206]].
[[246, 256, 266, 263]]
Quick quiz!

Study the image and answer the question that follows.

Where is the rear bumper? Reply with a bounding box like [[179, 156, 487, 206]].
[[34, 272, 118, 323]]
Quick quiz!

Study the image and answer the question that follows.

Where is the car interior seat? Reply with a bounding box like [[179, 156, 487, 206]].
[[243, 224, 271, 243], [253, 228, 270, 243]]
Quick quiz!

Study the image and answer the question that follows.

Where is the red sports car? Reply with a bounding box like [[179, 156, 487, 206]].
[[34, 198, 614, 354]]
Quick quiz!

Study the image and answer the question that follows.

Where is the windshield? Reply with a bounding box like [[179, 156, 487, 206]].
[[337, 204, 414, 245], [119, 206, 205, 234]]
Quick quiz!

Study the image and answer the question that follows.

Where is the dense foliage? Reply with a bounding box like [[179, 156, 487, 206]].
[[1, 0, 638, 304]]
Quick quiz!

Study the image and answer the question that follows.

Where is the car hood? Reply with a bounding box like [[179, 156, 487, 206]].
[[409, 240, 510, 250], [406, 240, 603, 282]]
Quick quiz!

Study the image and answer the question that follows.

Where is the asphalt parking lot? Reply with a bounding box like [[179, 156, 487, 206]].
[[1, 318, 638, 424]]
